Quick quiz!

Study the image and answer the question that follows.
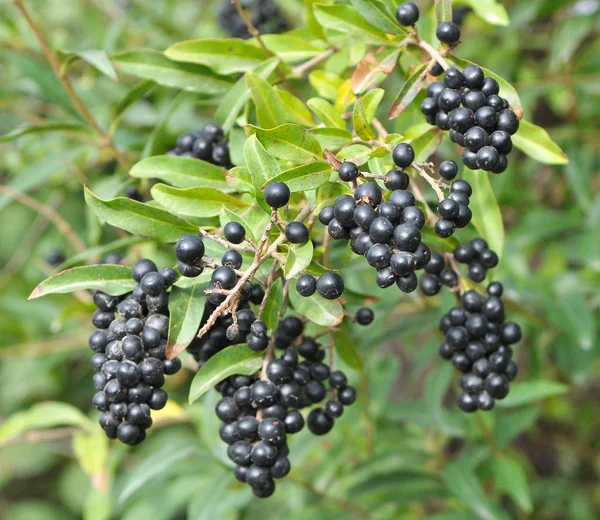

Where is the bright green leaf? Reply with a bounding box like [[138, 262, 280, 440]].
[[289, 286, 343, 327], [492, 457, 533, 513], [498, 380, 569, 408], [512, 119, 569, 165], [245, 123, 322, 163], [167, 286, 206, 359], [314, 4, 393, 45], [332, 319, 364, 369], [266, 162, 332, 192]]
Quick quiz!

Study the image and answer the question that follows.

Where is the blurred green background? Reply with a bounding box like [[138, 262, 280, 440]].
[[0, 0, 598, 518]]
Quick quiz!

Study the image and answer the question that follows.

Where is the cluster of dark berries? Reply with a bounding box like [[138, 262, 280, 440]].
[[435, 179, 473, 238], [174, 233, 206, 278], [454, 238, 499, 283], [396, 3, 461, 46], [419, 252, 459, 297], [296, 271, 345, 300], [89, 259, 181, 444], [439, 282, 521, 412], [317, 146, 434, 295], [216, 341, 356, 497], [167, 122, 232, 168], [218, 0, 288, 39], [421, 65, 519, 174]]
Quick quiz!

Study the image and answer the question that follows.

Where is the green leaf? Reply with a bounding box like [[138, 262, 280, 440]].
[[289, 286, 343, 327], [284, 242, 314, 279], [262, 278, 284, 331], [215, 58, 280, 132], [85, 187, 197, 242], [549, 293, 597, 352], [28, 265, 136, 299], [258, 35, 323, 62], [267, 162, 332, 192], [72, 428, 109, 490], [549, 16, 595, 70], [453, 0, 509, 26], [442, 461, 507, 520], [151, 184, 249, 218], [166, 286, 206, 359], [512, 119, 569, 165], [434, 0, 453, 23], [220, 206, 269, 243], [110, 80, 154, 135], [411, 127, 442, 162], [0, 121, 92, 143], [311, 127, 353, 150], [492, 457, 533, 514], [352, 88, 385, 140], [349, 0, 405, 34], [130, 155, 230, 190], [446, 56, 521, 110], [244, 134, 281, 189], [307, 98, 346, 130], [352, 47, 400, 94], [275, 87, 316, 127], [245, 71, 288, 128], [388, 63, 427, 119], [0, 402, 93, 445], [118, 444, 202, 504], [498, 380, 569, 408], [421, 227, 460, 253], [112, 49, 233, 94], [309, 70, 343, 101], [59, 49, 118, 80], [245, 124, 322, 164], [461, 169, 505, 258], [58, 237, 145, 269], [189, 346, 263, 403], [316, 181, 353, 209], [332, 319, 364, 369], [164, 39, 267, 75], [226, 166, 255, 194], [314, 4, 393, 45]]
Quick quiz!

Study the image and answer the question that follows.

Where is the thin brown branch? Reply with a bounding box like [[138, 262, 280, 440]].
[[412, 163, 445, 203], [417, 40, 450, 70], [257, 262, 280, 320], [292, 45, 342, 76], [200, 230, 256, 254], [0, 186, 86, 253]]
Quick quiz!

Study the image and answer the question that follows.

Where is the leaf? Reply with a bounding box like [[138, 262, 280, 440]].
[[58, 237, 145, 269], [461, 169, 505, 258], [549, 293, 597, 352], [59, 49, 118, 80], [411, 127, 442, 162], [130, 155, 230, 190], [0, 402, 93, 445], [446, 56, 521, 111], [151, 184, 249, 218], [28, 265, 136, 300], [112, 49, 234, 94], [453, 0, 509, 26], [244, 134, 281, 190], [262, 278, 284, 331], [309, 70, 343, 101], [165, 39, 267, 74], [349, 0, 406, 34], [307, 98, 346, 130], [492, 457, 533, 514], [388, 63, 427, 119], [289, 287, 343, 327], [311, 127, 353, 151], [110, 80, 154, 134], [352, 88, 385, 140], [72, 427, 109, 490], [549, 16, 595, 70], [332, 319, 364, 369], [220, 206, 269, 242], [442, 461, 507, 520], [275, 87, 316, 127], [189, 346, 263, 403], [245, 71, 288, 128], [352, 47, 400, 94], [314, 4, 393, 45], [434, 0, 453, 23], [267, 162, 332, 192], [498, 380, 569, 408], [85, 187, 197, 242], [245, 124, 322, 163], [166, 286, 206, 359], [0, 121, 92, 143], [421, 227, 460, 253], [118, 444, 202, 504], [258, 35, 323, 63], [284, 242, 314, 279], [512, 119, 568, 165], [215, 58, 280, 132]]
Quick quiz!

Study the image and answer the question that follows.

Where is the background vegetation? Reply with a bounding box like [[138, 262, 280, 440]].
[[0, 0, 598, 518]]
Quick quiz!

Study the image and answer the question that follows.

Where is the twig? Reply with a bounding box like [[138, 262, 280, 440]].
[[12, 0, 130, 171], [230, 0, 301, 98], [412, 163, 445, 203], [410, 181, 437, 226], [417, 40, 450, 71], [371, 118, 389, 139], [200, 230, 256, 254], [0, 186, 86, 253], [257, 262, 280, 320], [292, 45, 342, 76]]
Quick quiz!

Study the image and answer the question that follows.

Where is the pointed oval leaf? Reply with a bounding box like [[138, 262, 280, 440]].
[[492, 457, 533, 514], [245, 123, 322, 164], [131, 155, 230, 190], [110, 80, 154, 134], [189, 345, 263, 403], [262, 277, 284, 331], [350, 0, 406, 34], [497, 380, 569, 408], [112, 49, 234, 94], [0, 122, 91, 143], [311, 127, 353, 151], [289, 286, 343, 327], [28, 265, 135, 300], [307, 98, 346, 130], [512, 118, 568, 165], [284, 241, 314, 279], [245, 71, 288, 128], [220, 206, 269, 242], [453, 0, 509, 26], [244, 134, 281, 189], [332, 319, 364, 369], [314, 4, 394, 45], [167, 286, 206, 359], [388, 63, 428, 119], [150, 184, 249, 218], [266, 162, 332, 192], [85, 187, 197, 242], [434, 0, 453, 23]]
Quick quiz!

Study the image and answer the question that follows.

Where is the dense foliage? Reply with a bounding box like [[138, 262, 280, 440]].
[[0, 0, 598, 519]]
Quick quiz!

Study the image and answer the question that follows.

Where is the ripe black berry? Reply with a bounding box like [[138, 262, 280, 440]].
[[396, 2, 419, 26], [436, 22, 461, 45], [439, 160, 458, 180], [384, 169, 410, 190], [338, 161, 359, 181], [316, 272, 344, 300], [224, 222, 246, 244], [131, 259, 157, 283], [356, 307, 374, 325], [296, 275, 316, 297], [462, 65, 485, 89], [392, 143, 415, 168], [264, 182, 290, 208], [285, 222, 309, 244], [476, 146, 500, 171], [175, 234, 204, 266]]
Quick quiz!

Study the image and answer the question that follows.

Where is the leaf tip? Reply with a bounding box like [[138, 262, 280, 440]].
[[27, 286, 42, 300]]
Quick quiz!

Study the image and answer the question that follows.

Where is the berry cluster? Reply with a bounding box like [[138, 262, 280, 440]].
[[89, 259, 181, 444], [421, 66, 519, 173], [217, 342, 356, 498], [454, 238, 499, 283], [435, 179, 473, 238], [438, 282, 521, 412], [167, 122, 232, 168], [218, 0, 289, 39], [419, 252, 459, 296]]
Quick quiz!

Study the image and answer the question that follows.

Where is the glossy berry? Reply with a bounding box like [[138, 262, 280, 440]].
[[221, 250, 243, 269], [436, 22, 461, 45], [264, 182, 290, 208], [212, 266, 237, 290], [338, 161, 360, 181], [224, 222, 246, 244], [307, 408, 334, 436], [439, 160, 458, 180], [462, 65, 485, 89], [476, 146, 500, 171], [296, 275, 317, 297], [285, 222, 309, 244], [318, 206, 334, 225], [384, 169, 410, 191], [356, 307, 374, 326], [131, 259, 157, 283], [316, 272, 344, 300], [175, 234, 204, 266], [392, 143, 415, 168], [396, 2, 419, 26]]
